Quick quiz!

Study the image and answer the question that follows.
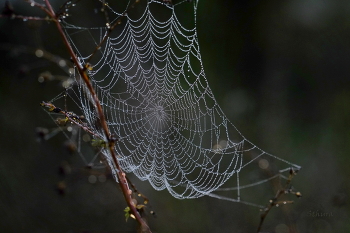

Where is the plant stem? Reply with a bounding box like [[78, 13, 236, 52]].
[[40, 1, 151, 232]]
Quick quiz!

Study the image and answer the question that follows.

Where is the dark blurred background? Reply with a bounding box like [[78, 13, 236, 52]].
[[1, 0, 349, 232]]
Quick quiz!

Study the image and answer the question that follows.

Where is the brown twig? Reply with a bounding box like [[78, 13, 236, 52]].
[[40, 101, 102, 138], [0, 14, 49, 20], [33, 0, 151, 232], [257, 168, 301, 233], [0, 1, 52, 20]]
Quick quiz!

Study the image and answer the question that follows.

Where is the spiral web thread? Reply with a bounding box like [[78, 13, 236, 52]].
[[47, 0, 300, 207]]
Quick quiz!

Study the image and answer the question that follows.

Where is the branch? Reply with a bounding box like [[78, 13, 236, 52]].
[[0, 0, 50, 20], [40, 101, 102, 138], [0, 14, 49, 20], [35, 1, 151, 232], [257, 168, 302, 233]]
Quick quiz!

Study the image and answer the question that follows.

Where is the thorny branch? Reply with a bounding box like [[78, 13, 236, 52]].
[[2, 0, 151, 232]]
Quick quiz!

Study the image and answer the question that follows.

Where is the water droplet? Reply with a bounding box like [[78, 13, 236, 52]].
[[23, 18, 28, 22], [38, 76, 44, 83], [35, 49, 44, 58], [83, 134, 90, 142], [59, 59, 66, 67], [98, 174, 106, 182], [88, 175, 97, 183]]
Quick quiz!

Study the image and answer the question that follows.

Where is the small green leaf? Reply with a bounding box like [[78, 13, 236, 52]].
[[124, 207, 130, 222], [91, 139, 107, 148]]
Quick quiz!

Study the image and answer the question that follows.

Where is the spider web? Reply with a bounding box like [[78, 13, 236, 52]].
[[45, 0, 300, 207]]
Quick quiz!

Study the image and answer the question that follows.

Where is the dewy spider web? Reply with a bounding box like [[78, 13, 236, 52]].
[[45, 0, 300, 207]]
